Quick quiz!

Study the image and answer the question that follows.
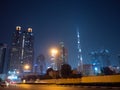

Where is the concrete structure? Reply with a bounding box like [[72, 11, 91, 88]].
[[33, 75, 120, 84]]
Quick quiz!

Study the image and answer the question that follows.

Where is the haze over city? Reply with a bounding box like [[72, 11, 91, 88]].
[[0, 0, 120, 68]]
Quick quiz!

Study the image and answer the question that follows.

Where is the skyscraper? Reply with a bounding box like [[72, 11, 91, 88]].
[[59, 42, 68, 64], [21, 28, 34, 73], [9, 26, 34, 74], [9, 26, 22, 72], [77, 28, 83, 74], [36, 54, 46, 74], [57, 42, 68, 70], [0, 43, 7, 74], [50, 42, 68, 71]]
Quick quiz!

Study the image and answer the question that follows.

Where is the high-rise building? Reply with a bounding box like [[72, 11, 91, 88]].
[[0, 43, 7, 74], [82, 64, 94, 76], [9, 26, 34, 74], [89, 51, 101, 75], [50, 42, 68, 71], [99, 49, 110, 67], [36, 54, 46, 74], [77, 27, 83, 74], [59, 42, 68, 64], [9, 26, 22, 72]]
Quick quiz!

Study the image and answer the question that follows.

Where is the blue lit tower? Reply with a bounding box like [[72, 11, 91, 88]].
[[77, 28, 83, 74], [90, 51, 100, 75], [100, 49, 110, 67]]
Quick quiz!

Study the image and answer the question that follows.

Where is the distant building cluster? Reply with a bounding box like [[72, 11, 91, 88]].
[[76, 28, 120, 76]]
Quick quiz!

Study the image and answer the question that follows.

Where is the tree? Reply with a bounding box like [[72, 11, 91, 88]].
[[60, 64, 72, 78], [46, 68, 53, 75], [101, 67, 116, 75]]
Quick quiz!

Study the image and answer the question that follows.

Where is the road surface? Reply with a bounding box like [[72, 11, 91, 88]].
[[0, 84, 120, 90]]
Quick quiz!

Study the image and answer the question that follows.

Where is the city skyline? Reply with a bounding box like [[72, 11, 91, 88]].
[[0, 0, 120, 69]]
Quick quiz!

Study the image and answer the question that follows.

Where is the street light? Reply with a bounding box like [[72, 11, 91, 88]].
[[24, 64, 30, 71], [50, 48, 59, 70], [23, 64, 31, 75], [51, 48, 58, 57], [16, 71, 19, 74]]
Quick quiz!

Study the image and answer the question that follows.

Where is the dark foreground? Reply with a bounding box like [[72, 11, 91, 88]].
[[0, 84, 120, 90]]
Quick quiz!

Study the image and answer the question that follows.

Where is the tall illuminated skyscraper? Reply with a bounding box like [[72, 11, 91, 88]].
[[21, 28, 34, 73], [9, 26, 34, 74], [77, 27, 83, 74], [9, 26, 22, 72], [59, 42, 68, 64], [50, 42, 68, 71], [57, 42, 68, 70]]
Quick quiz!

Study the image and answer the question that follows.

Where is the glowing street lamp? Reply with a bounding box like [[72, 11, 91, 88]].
[[16, 71, 19, 74], [23, 64, 31, 73], [24, 64, 30, 70], [51, 48, 58, 57], [50, 48, 59, 70]]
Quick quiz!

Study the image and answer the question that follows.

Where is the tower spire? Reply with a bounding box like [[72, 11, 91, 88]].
[[77, 27, 83, 74]]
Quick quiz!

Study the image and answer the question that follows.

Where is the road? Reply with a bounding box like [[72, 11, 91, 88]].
[[0, 84, 120, 90]]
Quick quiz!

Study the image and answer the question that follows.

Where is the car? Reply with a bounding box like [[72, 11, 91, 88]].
[[9, 81, 17, 87], [0, 81, 8, 87]]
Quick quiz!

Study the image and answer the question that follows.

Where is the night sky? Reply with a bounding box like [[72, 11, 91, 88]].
[[0, 0, 120, 68]]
